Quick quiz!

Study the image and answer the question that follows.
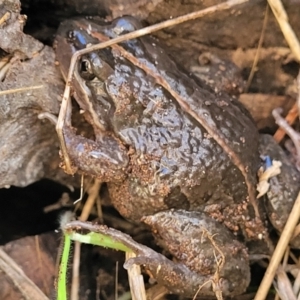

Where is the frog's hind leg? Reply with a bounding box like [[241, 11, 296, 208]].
[[140, 209, 250, 297]]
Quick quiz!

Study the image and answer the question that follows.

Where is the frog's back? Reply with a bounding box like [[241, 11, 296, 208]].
[[106, 34, 260, 236]]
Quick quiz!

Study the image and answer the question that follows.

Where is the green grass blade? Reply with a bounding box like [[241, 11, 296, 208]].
[[57, 233, 71, 300], [69, 231, 132, 252]]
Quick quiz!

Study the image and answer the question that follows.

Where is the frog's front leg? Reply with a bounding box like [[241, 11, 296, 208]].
[[39, 112, 129, 181], [134, 210, 250, 297], [61, 126, 129, 181]]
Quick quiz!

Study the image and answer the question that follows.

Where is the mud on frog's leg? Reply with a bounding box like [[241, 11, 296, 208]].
[[131, 209, 251, 297]]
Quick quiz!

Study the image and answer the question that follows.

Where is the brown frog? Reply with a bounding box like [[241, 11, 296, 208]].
[[54, 16, 270, 298]]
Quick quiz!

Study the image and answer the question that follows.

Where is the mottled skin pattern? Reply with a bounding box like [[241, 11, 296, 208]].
[[55, 17, 265, 297]]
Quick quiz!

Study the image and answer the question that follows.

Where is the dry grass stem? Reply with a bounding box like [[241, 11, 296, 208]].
[[71, 241, 81, 300], [293, 267, 300, 296], [0, 85, 44, 95], [275, 266, 297, 300], [257, 160, 282, 198], [274, 248, 294, 300], [193, 229, 224, 300], [267, 0, 300, 61], [0, 11, 10, 26], [43, 193, 72, 213], [0, 59, 11, 81], [126, 252, 147, 300], [254, 192, 300, 300], [79, 179, 101, 221], [0, 56, 10, 69], [0, 248, 49, 300]]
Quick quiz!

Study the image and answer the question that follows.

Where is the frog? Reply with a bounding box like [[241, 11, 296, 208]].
[[52, 16, 272, 298]]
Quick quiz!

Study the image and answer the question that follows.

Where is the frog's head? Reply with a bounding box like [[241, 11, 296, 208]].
[[55, 17, 146, 133], [55, 19, 116, 132], [55, 19, 101, 81], [55, 17, 142, 81]]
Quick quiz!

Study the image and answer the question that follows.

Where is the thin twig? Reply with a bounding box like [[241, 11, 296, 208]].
[[0, 85, 43, 95], [254, 192, 300, 300], [273, 102, 298, 143], [273, 69, 300, 143], [245, 5, 269, 92], [272, 108, 300, 170], [73, 175, 84, 204]]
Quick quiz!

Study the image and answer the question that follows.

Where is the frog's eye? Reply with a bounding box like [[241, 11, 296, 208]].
[[67, 30, 75, 40], [79, 58, 95, 80]]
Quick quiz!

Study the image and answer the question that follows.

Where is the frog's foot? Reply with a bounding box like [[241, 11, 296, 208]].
[[141, 209, 251, 297], [124, 250, 222, 298]]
